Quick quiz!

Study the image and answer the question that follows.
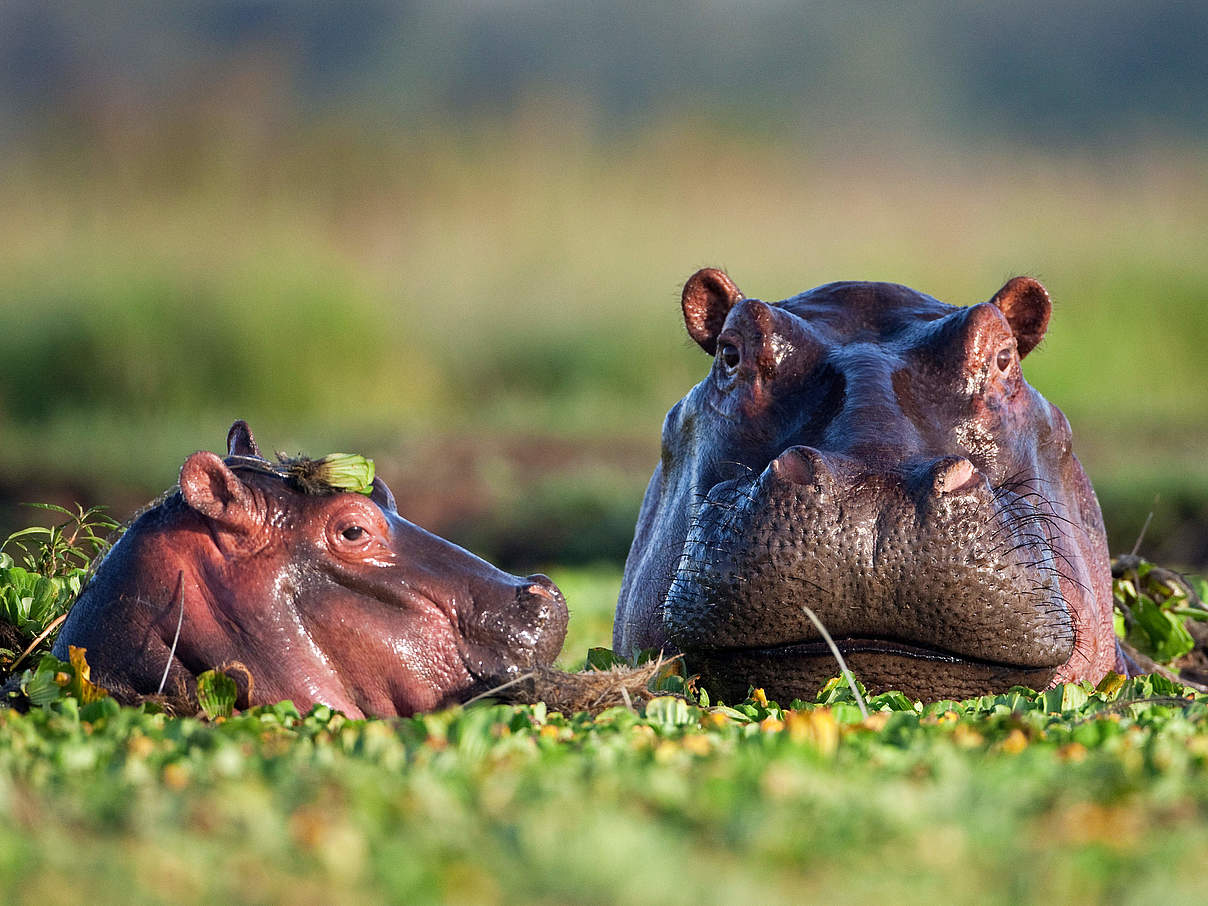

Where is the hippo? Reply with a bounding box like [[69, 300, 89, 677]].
[[52, 422, 568, 717], [615, 269, 1124, 703]]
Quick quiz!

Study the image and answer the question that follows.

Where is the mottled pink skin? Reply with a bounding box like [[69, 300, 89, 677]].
[[54, 423, 567, 717], [616, 270, 1122, 703]]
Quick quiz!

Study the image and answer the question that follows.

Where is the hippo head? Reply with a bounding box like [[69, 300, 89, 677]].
[[54, 422, 568, 717], [615, 269, 1121, 702]]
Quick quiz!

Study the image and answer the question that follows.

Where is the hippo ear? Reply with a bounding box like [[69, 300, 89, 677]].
[[682, 268, 743, 355], [368, 476, 398, 513], [180, 451, 260, 532], [988, 276, 1051, 358], [226, 420, 262, 458]]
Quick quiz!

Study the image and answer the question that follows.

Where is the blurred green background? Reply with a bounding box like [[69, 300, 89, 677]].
[[1, 1, 1206, 594]]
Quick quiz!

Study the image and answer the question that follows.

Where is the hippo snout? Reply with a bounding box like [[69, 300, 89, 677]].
[[519, 574, 570, 666], [461, 574, 569, 680]]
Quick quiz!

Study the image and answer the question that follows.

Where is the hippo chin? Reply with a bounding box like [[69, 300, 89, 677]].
[[615, 269, 1123, 703], [54, 421, 568, 718]]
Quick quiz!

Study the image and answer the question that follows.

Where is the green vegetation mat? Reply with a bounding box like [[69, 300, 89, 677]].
[[3, 677, 1208, 905], [3, 505, 1208, 905]]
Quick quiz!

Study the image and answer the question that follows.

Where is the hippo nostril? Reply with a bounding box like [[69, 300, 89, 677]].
[[770, 446, 833, 489], [931, 457, 981, 495], [524, 573, 565, 604]]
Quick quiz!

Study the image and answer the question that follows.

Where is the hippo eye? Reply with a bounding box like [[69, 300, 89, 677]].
[[719, 342, 741, 372], [341, 525, 366, 542], [995, 347, 1013, 372]]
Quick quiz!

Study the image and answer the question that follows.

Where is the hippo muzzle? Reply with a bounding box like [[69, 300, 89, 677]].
[[667, 446, 1086, 702], [460, 573, 568, 682]]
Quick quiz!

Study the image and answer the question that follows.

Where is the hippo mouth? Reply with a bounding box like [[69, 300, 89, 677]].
[[662, 447, 1084, 703], [689, 635, 1064, 704]]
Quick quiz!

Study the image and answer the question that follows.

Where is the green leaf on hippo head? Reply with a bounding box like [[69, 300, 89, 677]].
[[314, 454, 376, 495], [197, 669, 239, 720]]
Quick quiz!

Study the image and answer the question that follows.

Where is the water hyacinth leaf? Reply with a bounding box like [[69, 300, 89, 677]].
[[1095, 671, 1127, 697], [644, 696, 693, 728], [631, 648, 660, 666], [651, 673, 685, 695], [79, 696, 121, 722], [197, 669, 238, 720], [1191, 575, 1208, 604], [314, 454, 376, 495], [865, 690, 918, 712], [67, 646, 109, 704], [23, 669, 62, 707], [584, 647, 626, 671], [1127, 593, 1195, 662]]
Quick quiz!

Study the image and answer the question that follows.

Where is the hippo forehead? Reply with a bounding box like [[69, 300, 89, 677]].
[[773, 281, 956, 343]]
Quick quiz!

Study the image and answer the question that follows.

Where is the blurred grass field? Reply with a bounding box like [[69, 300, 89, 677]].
[[2, 125, 1207, 567]]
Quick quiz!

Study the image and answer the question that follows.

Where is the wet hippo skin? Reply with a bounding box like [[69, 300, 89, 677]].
[[55, 421, 568, 717], [615, 269, 1122, 702]]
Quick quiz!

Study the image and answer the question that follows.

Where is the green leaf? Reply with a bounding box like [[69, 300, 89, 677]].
[[865, 690, 917, 712], [66, 646, 109, 704], [1095, 671, 1126, 697], [584, 647, 627, 671], [631, 648, 660, 666], [314, 453, 376, 495], [1190, 575, 1208, 602], [652, 673, 685, 694], [1126, 593, 1196, 662], [197, 669, 239, 720], [79, 696, 121, 723], [710, 705, 752, 723], [23, 668, 63, 707], [644, 696, 694, 728]]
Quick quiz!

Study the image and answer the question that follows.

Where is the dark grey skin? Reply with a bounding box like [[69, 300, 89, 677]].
[[615, 269, 1122, 703]]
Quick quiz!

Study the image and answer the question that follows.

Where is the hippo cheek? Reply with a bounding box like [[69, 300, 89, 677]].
[[662, 450, 1079, 702], [293, 587, 477, 717]]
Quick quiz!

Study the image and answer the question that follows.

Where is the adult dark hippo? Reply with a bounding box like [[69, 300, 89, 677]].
[[53, 422, 567, 717], [615, 269, 1124, 702]]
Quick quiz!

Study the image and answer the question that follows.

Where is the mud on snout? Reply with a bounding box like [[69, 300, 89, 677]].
[[661, 446, 1087, 703]]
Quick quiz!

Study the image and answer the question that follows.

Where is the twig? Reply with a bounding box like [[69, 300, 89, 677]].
[[157, 572, 186, 696], [461, 670, 537, 706], [1130, 509, 1155, 558], [802, 604, 869, 719], [9, 613, 67, 674]]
